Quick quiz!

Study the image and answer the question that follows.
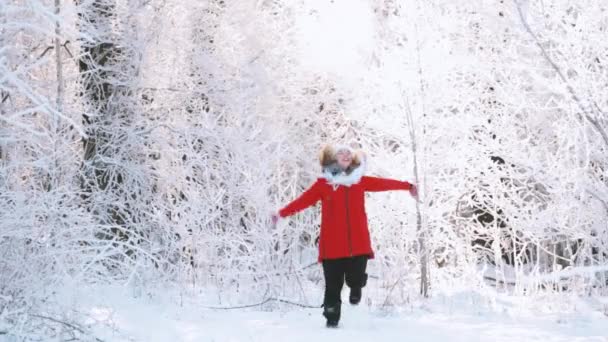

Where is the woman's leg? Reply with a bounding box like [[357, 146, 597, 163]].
[[345, 255, 368, 304], [322, 258, 346, 326]]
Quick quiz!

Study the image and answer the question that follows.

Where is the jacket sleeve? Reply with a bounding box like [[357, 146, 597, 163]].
[[278, 179, 323, 218], [361, 176, 412, 192]]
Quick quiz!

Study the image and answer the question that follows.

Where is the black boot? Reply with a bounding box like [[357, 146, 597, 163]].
[[323, 302, 341, 328], [349, 287, 362, 305], [344, 256, 367, 305]]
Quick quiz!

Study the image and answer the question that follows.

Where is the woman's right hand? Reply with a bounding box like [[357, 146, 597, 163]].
[[271, 212, 280, 225]]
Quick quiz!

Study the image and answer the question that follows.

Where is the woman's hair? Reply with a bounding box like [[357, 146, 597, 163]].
[[319, 144, 336, 167], [319, 144, 362, 174]]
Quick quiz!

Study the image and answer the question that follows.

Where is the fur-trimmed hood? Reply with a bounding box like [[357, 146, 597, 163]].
[[319, 144, 367, 187]]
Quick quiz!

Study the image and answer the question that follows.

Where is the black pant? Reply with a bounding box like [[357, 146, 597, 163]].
[[322, 255, 368, 307]]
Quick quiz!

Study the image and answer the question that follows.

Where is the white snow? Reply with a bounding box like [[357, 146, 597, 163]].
[[60, 285, 608, 342], [3, 0, 608, 341]]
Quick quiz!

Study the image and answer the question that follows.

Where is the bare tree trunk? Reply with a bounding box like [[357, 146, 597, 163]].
[[405, 97, 429, 297], [54, 0, 63, 116], [77, 0, 130, 240], [0, 6, 7, 163], [51, 0, 63, 191], [407, 9, 430, 297], [78, 0, 118, 172]]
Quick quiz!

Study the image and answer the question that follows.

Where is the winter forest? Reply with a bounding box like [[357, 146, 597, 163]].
[[1, 0, 608, 340]]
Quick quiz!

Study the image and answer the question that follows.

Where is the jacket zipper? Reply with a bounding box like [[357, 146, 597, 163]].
[[345, 187, 353, 256]]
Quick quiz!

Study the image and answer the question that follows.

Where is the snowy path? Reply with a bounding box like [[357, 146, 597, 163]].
[[151, 306, 606, 342], [85, 289, 608, 342]]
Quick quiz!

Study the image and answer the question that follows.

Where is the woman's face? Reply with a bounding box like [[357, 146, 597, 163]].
[[336, 150, 352, 169]]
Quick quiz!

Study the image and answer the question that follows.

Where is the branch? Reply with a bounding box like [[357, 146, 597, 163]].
[[0, 64, 87, 138], [512, 0, 608, 147], [586, 189, 608, 215], [200, 297, 319, 310], [381, 273, 405, 308], [30, 314, 105, 342]]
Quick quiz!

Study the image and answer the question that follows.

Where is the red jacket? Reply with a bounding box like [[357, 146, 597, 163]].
[[279, 176, 412, 262]]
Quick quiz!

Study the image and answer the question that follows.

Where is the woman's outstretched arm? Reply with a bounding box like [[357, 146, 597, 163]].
[[278, 179, 324, 218], [360, 176, 414, 193]]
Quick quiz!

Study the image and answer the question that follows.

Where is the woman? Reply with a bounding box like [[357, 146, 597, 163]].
[[272, 144, 417, 327]]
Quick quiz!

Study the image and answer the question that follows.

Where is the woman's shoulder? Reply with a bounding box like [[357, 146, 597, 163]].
[[314, 177, 329, 185], [311, 178, 334, 191]]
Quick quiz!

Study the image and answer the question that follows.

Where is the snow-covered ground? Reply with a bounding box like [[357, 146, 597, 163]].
[[89, 304, 608, 342], [51, 285, 607, 342]]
